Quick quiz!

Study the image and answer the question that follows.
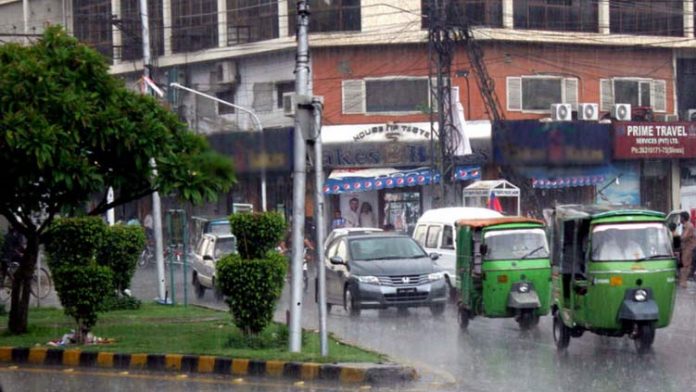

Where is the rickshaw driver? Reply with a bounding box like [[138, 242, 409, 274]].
[[595, 229, 645, 261]]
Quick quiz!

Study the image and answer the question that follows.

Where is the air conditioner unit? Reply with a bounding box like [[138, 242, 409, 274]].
[[687, 109, 696, 122], [578, 103, 599, 121], [216, 61, 237, 84], [283, 92, 296, 117], [611, 104, 631, 121], [550, 103, 572, 121]]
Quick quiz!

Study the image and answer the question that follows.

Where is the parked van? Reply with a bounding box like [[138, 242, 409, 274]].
[[413, 207, 502, 298]]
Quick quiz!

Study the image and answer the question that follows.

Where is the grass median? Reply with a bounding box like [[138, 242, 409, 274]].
[[0, 303, 384, 363]]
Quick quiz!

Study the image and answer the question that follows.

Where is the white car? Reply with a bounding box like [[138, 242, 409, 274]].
[[324, 227, 383, 251], [191, 233, 236, 300]]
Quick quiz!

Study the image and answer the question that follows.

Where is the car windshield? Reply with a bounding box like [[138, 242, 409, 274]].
[[209, 222, 232, 235], [483, 228, 549, 260], [349, 237, 427, 260], [591, 222, 672, 262], [214, 237, 236, 258]]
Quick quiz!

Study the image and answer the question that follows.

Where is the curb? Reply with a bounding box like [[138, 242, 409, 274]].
[[0, 346, 417, 384]]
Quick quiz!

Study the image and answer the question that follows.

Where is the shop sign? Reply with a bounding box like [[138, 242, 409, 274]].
[[493, 121, 611, 165], [350, 124, 433, 142], [323, 142, 432, 168], [614, 122, 696, 159], [207, 128, 293, 173]]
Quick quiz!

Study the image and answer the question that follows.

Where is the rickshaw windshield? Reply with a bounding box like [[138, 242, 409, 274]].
[[591, 222, 672, 262], [483, 228, 549, 260]]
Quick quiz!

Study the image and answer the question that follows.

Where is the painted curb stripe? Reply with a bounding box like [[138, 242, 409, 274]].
[[247, 360, 266, 376], [165, 354, 182, 371], [180, 355, 198, 373], [12, 348, 29, 363], [283, 362, 302, 379], [300, 363, 320, 380], [63, 349, 80, 366], [339, 367, 366, 383], [147, 354, 166, 371], [113, 353, 131, 369], [318, 364, 342, 380], [130, 353, 147, 369], [80, 351, 98, 367], [197, 356, 215, 373], [265, 360, 285, 377], [213, 358, 232, 375], [28, 348, 47, 365], [231, 359, 249, 375], [45, 349, 64, 366], [0, 347, 12, 362], [96, 352, 114, 368]]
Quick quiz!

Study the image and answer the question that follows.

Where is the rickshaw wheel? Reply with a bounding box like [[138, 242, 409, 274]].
[[458, 306, 470, 330], [553, 313, 571, 350], [634, 322, 655, 354], [517, 310, 539, 330]]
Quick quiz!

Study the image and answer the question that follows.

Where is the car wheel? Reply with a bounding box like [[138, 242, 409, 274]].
[[430, 303, 446, 317], [193, 273, 205, 299], [344, 287, 361, 317], [553, 312, 571, 351]]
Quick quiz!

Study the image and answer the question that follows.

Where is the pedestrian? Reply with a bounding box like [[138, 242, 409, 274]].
[[345, 198, 360, 228], [679, 211, 696, 288], [331, 210, 346, 230]]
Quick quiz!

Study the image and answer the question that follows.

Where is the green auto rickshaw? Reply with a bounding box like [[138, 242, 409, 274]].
[[550, 205, 677, 353], [456, 217, 552, 330]]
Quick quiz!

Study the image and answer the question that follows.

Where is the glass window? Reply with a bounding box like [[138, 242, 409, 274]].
[[288, 0, 361, 34], [383, 191, 421, 234], [522, 78, 562, 111], [610, 0, 683, 37], [171, 0, 219, 53], [349, 237, 427, 260], [73, 0, 113, 60], [276, 81, 294, 109], [413, 225, 427, 246], [365, 79, 429, 113], [514, 0, 598, 32], [591, 223, 673, 262], [484, 228, 549, 260], [441, 225, 454, 249], [336, 240, 348, 260], [425, 226, 442, 248], [217, 90, 236, 114], [421, 0, 502, 29], [119, 0, 164, 61], [228, 0, 279, 44], [614, 80, 652, 107]]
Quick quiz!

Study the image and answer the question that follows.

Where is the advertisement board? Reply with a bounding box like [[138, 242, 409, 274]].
[[614, 122, 696, 159]]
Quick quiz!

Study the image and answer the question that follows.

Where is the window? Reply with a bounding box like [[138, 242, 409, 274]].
[[276, 81, 294, 109], [610, 0, 683, 37], [425, 225, 442, 248], [599, 78, 667, 112], [441, 225, 454, 250], [342, 77, 431, 114], [228, 0, 279, 44], [421, 0, 502, 29], [413, 225, 427, 246], [73, 0, 113, 60], [119, 0, 164, 61], [336, 240, 348, 260], [253, 83, 274, 112], [288, 0, 360, 34], [171, 0, 218, 53], [513, 0, 597, 32], [216, 89, 236, 114], [507, 76, 578, 112]]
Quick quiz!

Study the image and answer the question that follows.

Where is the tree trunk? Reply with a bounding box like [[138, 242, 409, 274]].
[[8, 234, 39, 334]]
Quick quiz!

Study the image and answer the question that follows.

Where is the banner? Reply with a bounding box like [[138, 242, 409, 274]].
[[614, 122, 696, 159]]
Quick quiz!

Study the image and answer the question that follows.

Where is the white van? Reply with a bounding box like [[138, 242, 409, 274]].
[[413, 207, 503, 297]]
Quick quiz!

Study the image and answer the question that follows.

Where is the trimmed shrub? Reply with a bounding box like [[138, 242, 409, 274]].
[[216, 251, 286, 335], [97, 224, 146, 293], [229, 212, 286, 259], [44, 217, 106, 268]]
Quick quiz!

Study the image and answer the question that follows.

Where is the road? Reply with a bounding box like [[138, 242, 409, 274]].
[[15, 262, 696, 391]]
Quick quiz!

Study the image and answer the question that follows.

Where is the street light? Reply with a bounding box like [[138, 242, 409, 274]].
[[169, 82, 268, 212]]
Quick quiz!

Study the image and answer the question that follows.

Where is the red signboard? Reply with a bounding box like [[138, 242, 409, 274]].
[[614, 122, 696, 159]]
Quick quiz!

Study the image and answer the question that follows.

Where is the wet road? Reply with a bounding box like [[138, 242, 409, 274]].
[[26, 262, 696, 391]]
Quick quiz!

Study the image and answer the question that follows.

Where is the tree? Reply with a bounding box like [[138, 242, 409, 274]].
[[0, 26, 236, 333]]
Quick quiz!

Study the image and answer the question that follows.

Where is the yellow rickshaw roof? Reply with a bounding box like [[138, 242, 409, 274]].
[[455, 216, 544, 228]]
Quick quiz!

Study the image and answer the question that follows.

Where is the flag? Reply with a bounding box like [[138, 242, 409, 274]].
[[487, 191, 503, 213]]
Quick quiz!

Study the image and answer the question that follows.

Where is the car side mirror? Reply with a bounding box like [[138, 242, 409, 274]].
[[430, 253, 440, 261], [203, 255, 214, 261], [479, 244, 488, 256], [329, 256, 344, 265]]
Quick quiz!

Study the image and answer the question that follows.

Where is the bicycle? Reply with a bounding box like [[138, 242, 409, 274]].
[[0, 262, 52, 302]]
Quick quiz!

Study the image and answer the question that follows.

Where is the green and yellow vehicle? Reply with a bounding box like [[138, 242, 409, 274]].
[[550, 205, 677, 353], [456, 217, 552, 330]]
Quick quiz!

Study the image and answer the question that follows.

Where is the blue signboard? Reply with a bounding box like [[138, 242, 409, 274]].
[[493, 121, 611, 165]]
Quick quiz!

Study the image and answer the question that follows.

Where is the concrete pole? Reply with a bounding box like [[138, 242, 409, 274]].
[[140, 0, 168, 303], [112, 0, 122, 64], [289, 0, 310, 353], [312, 108, 328, 356], [502, 0, 513, 29], [22, 0, 29, 35], [598, 0, 610, 35]]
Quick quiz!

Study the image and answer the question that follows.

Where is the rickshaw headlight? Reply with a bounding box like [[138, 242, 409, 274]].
[[634, 289, 648, 302], [518, 283, 530, 293]]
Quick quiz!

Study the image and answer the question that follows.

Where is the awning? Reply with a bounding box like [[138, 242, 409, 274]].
[[453, 165, 481, 181], [522, 166, 611, 189], [324, 167, 440, 195]]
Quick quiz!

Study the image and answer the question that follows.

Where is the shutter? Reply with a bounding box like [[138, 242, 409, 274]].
[[600, 79, 613, 112], [651, 79, 667, 113], [563, 78, 579, 110], [507, 77, 522, 111], [252, 82, 274, 112], [342, 80, 365, 114]]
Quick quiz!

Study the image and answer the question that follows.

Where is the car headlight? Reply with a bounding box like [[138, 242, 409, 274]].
[[356, 275, 380, 285], [634, 289, 648, 302], [518, 283, 530, 293], [428, 272, 446, 281]]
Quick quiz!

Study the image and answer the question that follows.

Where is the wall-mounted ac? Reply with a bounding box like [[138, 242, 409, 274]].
[[611, 104, 631, 121], [216, 61, 237, 84], [687, 109, 696, 122], [577, 103, 598, 121], [550, 103, 572, 121]]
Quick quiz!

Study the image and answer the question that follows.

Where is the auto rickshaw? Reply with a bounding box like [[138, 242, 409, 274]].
[[550, 205, 677, 353], [456, 217, 551, 330]]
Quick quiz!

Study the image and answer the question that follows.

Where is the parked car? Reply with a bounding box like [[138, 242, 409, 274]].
[[412, 207, 502, 299], [191, 233, 236, 300], [190, 216, 231, 251], [324, 227, 383, 250], [324, 233, 447, 316]]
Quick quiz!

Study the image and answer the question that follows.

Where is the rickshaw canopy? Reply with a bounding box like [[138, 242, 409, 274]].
[[456, 216, 544, 229]]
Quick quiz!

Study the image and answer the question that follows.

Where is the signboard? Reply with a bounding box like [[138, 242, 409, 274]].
[[323, 142, 432, 168], [493, 121, 611, 165], [207, 128, 293, 173], [614, 122, 696, 159]]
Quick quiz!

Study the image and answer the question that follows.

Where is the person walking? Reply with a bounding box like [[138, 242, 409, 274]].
[[679, 211, 696, 288]]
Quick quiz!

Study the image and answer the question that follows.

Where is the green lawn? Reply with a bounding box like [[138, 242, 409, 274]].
[[0, 304, 385, 363]]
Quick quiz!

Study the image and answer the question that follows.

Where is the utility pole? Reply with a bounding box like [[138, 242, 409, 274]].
[[289, 0, 311, 352], [140, 0, 168, 304]]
